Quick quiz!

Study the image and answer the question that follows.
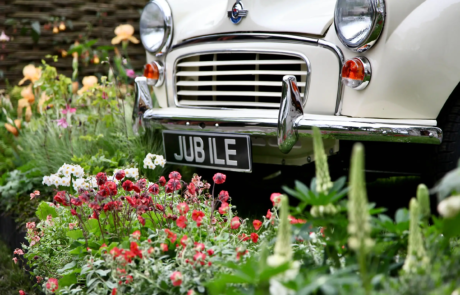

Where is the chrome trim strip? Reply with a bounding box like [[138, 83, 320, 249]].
[[171, 33, 345, 115], [172, 49, 312, 110], [143, 110, 443, 145], [133, 77, 153, 134]]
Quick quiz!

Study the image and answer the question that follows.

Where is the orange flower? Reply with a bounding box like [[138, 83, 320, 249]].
[[77, 76, 98, 95], [72, 81, 79, 94], [25, 106, 32, 122], [18, 64, 41, 85], [37, 92, 51, 112], [4, 123, 18, 136], [111, 24, 139, 45], [17, 98, 30, 118], [21, 85, 35, 104]]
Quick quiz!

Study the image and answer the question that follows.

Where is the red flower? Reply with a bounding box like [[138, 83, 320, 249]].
[[159, 176, 166, 186], [176, 216, 187, 229], [112, 288, 117, 295], [78, 193, 89, 204], [253, 219, 262, 230], [125, 275, 133, 284], [53, 191, 69, 206], [167, 179, 182, 192], [110, 247, 122, 257], [180, 235, 188, 247], [160, 243, 168, 252], [297, 218, 307, 224], [191, 210, 205, 222], [218, 190, 229, 202], [115, 170, 125, 180], [266, 209, 272, 219], [125, 196, 137, 207], [289, 215, 298, 224], [19, 291, 26, 295], [212, 173, 226, 184], [238, 234, 250, 242], [170, 271, 183, 286], [105, 181, 117, 196], [46, 278, 59, 292], [169, 171, 182, 180], [194, 242, 205, 252], [130, 242, 143, 258], [123, 250, 136, 263], [187, 182, 196, 195], [71, 197, 82, 206], [236, 247, 248, 260], [207, 249, 214, 256], [96, 172, 107, 186], [177, 202, 189, 215], [148, 184, 159, 195], [219, 202, 230, 215], [70, 209, 77, 216], [133, 185, 141, 193], [155, 203, 165, 212], [132, 230, 141, 240], [187, 290, 196, 295], [136, 179, 147, 190], [138, 215, 145, 226], [122, 180, 134, 191], [165, 229, 177, 243], [230, 217, 241, 229], [193, 252, 206, 266], [100, 243, 108, 248], [270, 193, 282, 207], [251, 233, 259, 243]]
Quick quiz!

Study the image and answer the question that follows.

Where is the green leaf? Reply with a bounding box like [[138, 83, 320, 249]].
[[57, 261, 77, 274], [95, 269, 111, 276], [96, 45, 115, 51], [59, 273, 77, 288], [395, 208, 409, 224], [86, 218, 101, 235], [84, 39, 98, 48], [36, 201, 58, 220], [66, 230, 83, 240], [259, 262, 291, 281]]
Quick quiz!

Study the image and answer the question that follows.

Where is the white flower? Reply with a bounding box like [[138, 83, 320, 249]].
[[60, 177, 71, 187], [42, 176, 50, 186], [438, 196, 460, 218], [107, 176, 119, 185]]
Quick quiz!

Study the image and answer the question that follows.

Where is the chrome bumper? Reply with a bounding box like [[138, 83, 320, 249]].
[[134, 77, 442, 148]]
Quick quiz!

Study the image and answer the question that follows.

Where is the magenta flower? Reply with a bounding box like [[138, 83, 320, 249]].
[[102, 92, 108, 100], [126, 69, 136, 79], [56, 118, 68, 128], [61, 105, 76, 115]]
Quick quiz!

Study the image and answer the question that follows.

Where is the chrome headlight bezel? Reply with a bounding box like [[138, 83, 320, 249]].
[[140, 0, 173, 56], [334, 0, 386, 53]]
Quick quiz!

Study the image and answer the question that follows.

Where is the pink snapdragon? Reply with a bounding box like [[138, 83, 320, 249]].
[[61, 104, 76, 114]]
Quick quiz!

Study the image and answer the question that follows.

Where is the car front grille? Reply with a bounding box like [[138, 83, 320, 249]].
[[175, 52, 308, 109]]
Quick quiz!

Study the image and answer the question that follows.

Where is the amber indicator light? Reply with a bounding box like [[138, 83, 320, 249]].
[[342, 58, 365, 81], [143, 63, 159, 80]]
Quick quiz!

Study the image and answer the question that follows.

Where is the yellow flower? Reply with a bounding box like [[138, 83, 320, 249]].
[[111, 24, 139, 45], [21, 85, 35, 104], [17, 98, 30, 119], [77, 76, 98, 95], [37, 92, 51, 112], [4, 120, 21, 136], [18, 64, 41, 85]]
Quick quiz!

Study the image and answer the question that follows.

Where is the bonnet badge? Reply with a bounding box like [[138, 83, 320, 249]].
[[227, 1, 248, 24]]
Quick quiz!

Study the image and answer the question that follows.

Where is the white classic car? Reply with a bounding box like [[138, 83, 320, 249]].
[[133, 0, 460, 178]]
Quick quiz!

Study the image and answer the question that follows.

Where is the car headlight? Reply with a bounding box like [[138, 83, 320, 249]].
[[140, 0, 173, 55], [334, 0, 385, 52]]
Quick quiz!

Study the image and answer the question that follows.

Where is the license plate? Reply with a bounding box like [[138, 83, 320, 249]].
[[162, 130, 252, 172]]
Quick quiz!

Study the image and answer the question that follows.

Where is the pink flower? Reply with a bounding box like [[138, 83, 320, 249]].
[[14, 248, 24, 255], [218, 190, 229, 202], [56, 117, 68, 128], [213, 173, 226, 184], [160, 243, 168, 252], [33, 190, 40, 195], [102, 92, 108, 100], [68, 223, 76, 230], [46, 278, 59, 292], [148, 184, 159, 195], [230, 216, 241, 229], [26, 222, 35, 229], [177, 202, 189, 215], [289, 215, 298, 224], [191, 210, 205, 226], [218, 202, 229, 215], [251, 233, 259, 243], [159, 176, 166, 186], [167, 179, 182, 192], [176, 216, 187, 229], [169, 171, 182, 180], [170, 271, 183, 286], [207, 249, 214, 256], [270, 193, 282, 207], [253, 220, 262, 230], [61, 104, 76, 114], [0, 31, 10, 42], [266, 209, 272, 219], [126, 69, 136, 78], [180, 235, 188, 247], [132, 230, 141, 240], [193, 252, 206, 266], [12, 257, 18, 264], [19, 291, 26, 295], [165, 229, 177, 243], [36, 276, 43, 283], [30, 192, 38, 200]]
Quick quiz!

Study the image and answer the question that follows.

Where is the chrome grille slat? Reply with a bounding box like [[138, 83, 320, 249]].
[[175, 52, 308, 109]]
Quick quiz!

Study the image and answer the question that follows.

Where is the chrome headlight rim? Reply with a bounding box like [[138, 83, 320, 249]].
[[334, 0, 386, 53], [140, 0, 174, 56]]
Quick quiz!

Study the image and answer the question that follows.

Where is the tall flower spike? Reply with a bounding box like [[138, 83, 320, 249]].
[[417, 184, 431, 223], [403, 198, 428, 273], [269, 195, 292, 265], [312, 127, 332, 194], [347, 143, 374, 253]]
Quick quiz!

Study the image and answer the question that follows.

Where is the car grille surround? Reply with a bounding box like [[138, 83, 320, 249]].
[[174, 52, 309, 109]]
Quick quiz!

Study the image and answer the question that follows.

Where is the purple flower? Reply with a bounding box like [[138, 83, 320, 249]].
[[56, 118, 68, 128], [61, 105, 76, 115], [126, 69, 136, 79]]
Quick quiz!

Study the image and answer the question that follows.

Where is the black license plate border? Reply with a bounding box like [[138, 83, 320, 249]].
[[162, 130, 253, 173]]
